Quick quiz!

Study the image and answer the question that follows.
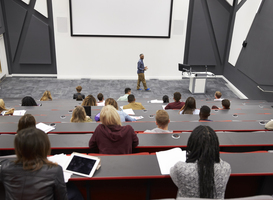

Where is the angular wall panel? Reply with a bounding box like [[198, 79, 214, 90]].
[[4, 0, 27, 61], [207, 0, 230, 63], [187, 0, 216, 65], [20, 15, 51, 64], [34, 0, 48, 18], [21, 0, 30, 5]]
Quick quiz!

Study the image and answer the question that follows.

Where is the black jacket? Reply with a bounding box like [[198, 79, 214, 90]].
[[0, 159, 68, 200], [73, 93, 85, 100]]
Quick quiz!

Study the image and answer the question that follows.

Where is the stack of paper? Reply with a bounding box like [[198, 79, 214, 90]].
[[47, 154, 72, 182], [36, 123, 55, 133], [150, 99, 164, 103], [13, 110, 26, 116], [122, 108, 135, 115], [130, 116, 144, 120], [156, 148, 186, 175]]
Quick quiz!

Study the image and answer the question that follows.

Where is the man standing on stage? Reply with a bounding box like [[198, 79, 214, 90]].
[[137, 54, 150, 91]]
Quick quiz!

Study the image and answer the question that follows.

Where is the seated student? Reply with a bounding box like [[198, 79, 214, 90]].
[[212, 99, 231, 110], [0, 127, 68, 199], [162, 95, 169, 104], [97, 93, 105, 106], [117, 88, 131, 101], [21, 96, 39, 106], [40, 90, 52, 101], [214, 91, 223, 101], [89, 105, 139, 154], [73, 86, 85, 100], [123, 94, 145, 110], [95, 98, 136, 122], [17, 114, 36, 132], [199, 105, 212, 122], [179, 97, 199, 115], [165, 92, 185, 110], [144, 110, 173, 133], [170, 125, 231, 199], [81, 95, 97, 106], [0, 99, 15, 115], [70, 106, 92, 122]]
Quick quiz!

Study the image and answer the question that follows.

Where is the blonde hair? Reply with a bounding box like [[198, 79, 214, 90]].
[[100, 105, 121, 126], [0, 99, 14, 115], [40, 90, 52, 101], [156, 110, 170, 128], [105, 98, 118, 110], [215, 91, 222, 99], [70, 106, 90, 122]]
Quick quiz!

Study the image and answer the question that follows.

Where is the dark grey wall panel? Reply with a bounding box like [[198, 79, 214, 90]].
[[2, 0, 57, 74], [187, 0, 216, 65], [3, 0, 27, 61], [236, 0, 273, 85], [20, 15, 51, 64], [207, 0, 230, 64], [0, 2, 6, 34]]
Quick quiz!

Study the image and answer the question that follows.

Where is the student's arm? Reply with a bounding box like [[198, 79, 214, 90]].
[[124, 112, 136, 122], [170, 164, 180, 187], [165, 103, 171, 110], [73, 94, 76, 99], [130, 127, 139, 147], [89, 130, 99, 153], [54, 166, 68, 200], [179, 105, 185, 113], [94, 113, 100, 122], [140, 104, 145, 110]]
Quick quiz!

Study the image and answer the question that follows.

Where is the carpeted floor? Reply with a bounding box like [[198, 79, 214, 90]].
[[0, 77, 239, 101]]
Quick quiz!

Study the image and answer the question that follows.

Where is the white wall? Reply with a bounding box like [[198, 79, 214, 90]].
[[228, 0, 262, 66], [0, 34, 9, 79], [52, 0, 189, 80]]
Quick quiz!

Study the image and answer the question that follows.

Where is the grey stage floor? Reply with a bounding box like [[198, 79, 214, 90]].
[[0, 77, 239, 101]]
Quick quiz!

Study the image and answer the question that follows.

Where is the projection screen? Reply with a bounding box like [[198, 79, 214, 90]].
[[70, 0, 173, 38]]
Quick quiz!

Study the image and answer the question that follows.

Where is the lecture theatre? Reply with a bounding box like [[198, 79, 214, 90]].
[[0, 0, 273, 200]]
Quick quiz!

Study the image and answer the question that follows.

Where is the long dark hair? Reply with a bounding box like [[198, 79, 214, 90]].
[[15, 127, 56, 171], [186, 125, 220, 198], [17, 114, 36, 132], [21, 96, 38, 106], [182, 97, 196, 114]]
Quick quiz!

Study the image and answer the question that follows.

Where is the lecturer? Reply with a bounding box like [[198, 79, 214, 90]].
[[137, 54, 150, 91]]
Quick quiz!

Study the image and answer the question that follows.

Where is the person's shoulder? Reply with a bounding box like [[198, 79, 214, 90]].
[[123, 124, 134, 131], [0, 159, 14, 169]]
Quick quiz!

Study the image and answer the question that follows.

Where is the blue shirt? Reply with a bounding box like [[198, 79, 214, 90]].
[[137, 59, 145, 74], [95, 110, 136, 122]]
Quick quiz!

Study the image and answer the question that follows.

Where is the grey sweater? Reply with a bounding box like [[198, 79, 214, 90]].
[[170, 159, 231, 199]]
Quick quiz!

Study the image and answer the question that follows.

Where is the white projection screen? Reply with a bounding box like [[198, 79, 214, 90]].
[[70, 0, 173, 38]]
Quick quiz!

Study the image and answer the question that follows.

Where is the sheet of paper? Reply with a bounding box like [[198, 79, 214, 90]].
[[36, 123, 55, 133], [130, 116, 144, 120], [162, 105, 167, 110], [13, 110, 26, 116], [156, 148, 186, 175], [120, 106, 123, 110], [1, 111, 7, 115], [47, 154, 72, 182], [122, 108, 135, 115], [150, 99, 164, 103]]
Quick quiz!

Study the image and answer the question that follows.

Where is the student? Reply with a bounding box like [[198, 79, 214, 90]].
[[179, 97, 199, 115], [89, 105, 139, 154], [97, 93, 105, 106], [199, 106, 212, 122], [214, 91, 223, 101], [73, 86, 85, 100], [21, 96, 38, 106], [117, 88, 131, 101], [70, 106, 92, 122], [212, 99, 231, 110], [144, 110, 172, 133], [0, 127, 68, 199], [95, 98, 136, 122], [170, 125, 231, 198], [123, 94, 145, 110], [40, 90, 52, 101], [0, 99, 15, 115], [81, 95, 97, 106], [17, 114, 36, 132], [165, 92, 185, 110], [162, 95, 169, 104]]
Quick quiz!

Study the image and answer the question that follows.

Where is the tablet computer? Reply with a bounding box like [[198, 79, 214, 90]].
[[64, 153, 101, 178]]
